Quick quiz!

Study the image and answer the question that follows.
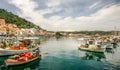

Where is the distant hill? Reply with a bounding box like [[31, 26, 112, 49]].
[[0, 9, 36, 28]]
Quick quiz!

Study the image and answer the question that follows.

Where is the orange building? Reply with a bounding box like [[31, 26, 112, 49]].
[[0, 19, 5, 26]]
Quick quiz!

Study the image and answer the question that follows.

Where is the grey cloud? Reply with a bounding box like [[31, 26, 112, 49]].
[[0, 0, 21, 14], [34, 0, 48, 10], [40, 0, 120, 18]]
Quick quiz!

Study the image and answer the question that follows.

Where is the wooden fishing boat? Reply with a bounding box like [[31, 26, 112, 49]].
[[0, 47, 39, 56], [79, 45, 106, 53], [78, 39, 106, 53], [0, 36, 41, 56], [5, 52, 41, 66]]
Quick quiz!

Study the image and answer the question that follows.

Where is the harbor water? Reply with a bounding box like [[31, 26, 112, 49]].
[[0, 37, 120, 70]]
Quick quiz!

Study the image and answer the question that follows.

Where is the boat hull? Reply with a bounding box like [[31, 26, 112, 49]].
[[78, 47, 105, 53], [0, 47, 39, 56], [5, 55, 41, 66]]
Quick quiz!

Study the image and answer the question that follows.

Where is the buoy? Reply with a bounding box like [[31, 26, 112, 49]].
[[44, 51, 48, 54]]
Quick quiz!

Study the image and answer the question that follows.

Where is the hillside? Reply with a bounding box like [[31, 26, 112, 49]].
[[0, 9, 36, 28]]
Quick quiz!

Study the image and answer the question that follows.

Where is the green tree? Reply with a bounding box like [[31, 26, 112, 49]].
[[0, 9, 36, 28]]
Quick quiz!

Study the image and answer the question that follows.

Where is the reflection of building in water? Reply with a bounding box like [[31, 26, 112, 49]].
[[79, 52, 106, 61], [24, 58, 40, 70]]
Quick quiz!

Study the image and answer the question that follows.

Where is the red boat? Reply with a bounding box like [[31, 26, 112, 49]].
[[5, 51, 41, 66]]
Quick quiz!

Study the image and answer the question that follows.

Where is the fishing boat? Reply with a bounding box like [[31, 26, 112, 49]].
[[79, 45, 106, 53], [0, 38, 40, 56], [0, 47, 39, 56], [5, 48, 41, 66], [106, 44, 113, 49], [78, 39, 106, 53], [5, 55, 41, 66]]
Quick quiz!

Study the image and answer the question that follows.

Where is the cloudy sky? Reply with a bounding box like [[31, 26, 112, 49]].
[[0, 0, 120, 31]]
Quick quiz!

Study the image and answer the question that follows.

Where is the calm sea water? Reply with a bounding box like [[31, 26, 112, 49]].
[[0, 37, 120, 70]]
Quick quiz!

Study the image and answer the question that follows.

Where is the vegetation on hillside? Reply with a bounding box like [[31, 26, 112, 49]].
[[0, 9, 35, 28], [58, 31, 113, 35], [77, 31, 112, 35], [55, 32, 63, 36]]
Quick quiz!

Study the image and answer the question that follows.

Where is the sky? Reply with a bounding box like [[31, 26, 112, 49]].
[[0, 0, 120, 31]]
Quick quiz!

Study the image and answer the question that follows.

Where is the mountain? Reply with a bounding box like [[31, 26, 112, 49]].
[[0, 9, 36, 28]]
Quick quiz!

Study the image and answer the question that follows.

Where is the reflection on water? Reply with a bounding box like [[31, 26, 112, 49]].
[[0, 37, 120, 70], [0, 57, 8, 66], [79, 51, 106, 61], [106, 48, 114, 53]]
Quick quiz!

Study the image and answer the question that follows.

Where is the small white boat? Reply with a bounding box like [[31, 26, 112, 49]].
[[78, 39, 106, 53], [79, 45, 106, 53], [101, 42, 113, 49], [0, 47, 39, 56], [106, 44, 113, 49]]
